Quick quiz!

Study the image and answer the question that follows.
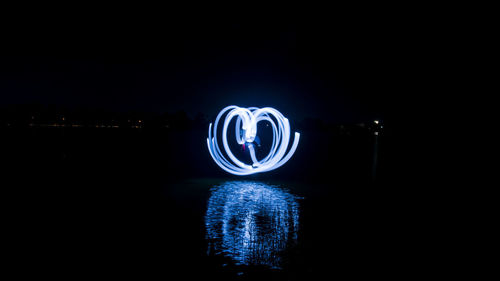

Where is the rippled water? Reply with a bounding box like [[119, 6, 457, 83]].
[[205, 181, 301, 269]]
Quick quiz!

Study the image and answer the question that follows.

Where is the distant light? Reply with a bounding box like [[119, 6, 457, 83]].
[[207, 106, 300, 175], [374, 120, 379, 124]]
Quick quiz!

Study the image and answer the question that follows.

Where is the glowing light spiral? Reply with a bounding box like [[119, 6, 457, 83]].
[[207, 105, 300, 175]]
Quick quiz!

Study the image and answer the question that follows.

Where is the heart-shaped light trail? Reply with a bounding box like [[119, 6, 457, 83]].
[[207, 105, 300, 175]]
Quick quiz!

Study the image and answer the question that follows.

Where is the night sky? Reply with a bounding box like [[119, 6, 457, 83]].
[[0, 12, 411, 123]]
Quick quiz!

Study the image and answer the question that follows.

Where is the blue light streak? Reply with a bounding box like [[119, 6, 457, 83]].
[[207, 106, 300, 175]]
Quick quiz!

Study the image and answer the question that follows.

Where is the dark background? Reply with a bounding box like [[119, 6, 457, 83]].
[[1, 8, 446, 279], [0, 10, 410, 120]]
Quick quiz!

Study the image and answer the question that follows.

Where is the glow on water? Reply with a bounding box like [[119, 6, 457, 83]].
[[205, 181, 300, 269]]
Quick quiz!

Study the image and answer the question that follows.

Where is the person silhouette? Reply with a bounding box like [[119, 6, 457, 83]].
[[242, 135, 261, 151]]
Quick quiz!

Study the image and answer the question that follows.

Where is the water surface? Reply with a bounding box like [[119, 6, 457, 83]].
[[205, 181, 301, 269]]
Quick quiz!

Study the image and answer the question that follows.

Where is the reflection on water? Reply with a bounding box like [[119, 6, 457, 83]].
[[205, 181, 300, 269]]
